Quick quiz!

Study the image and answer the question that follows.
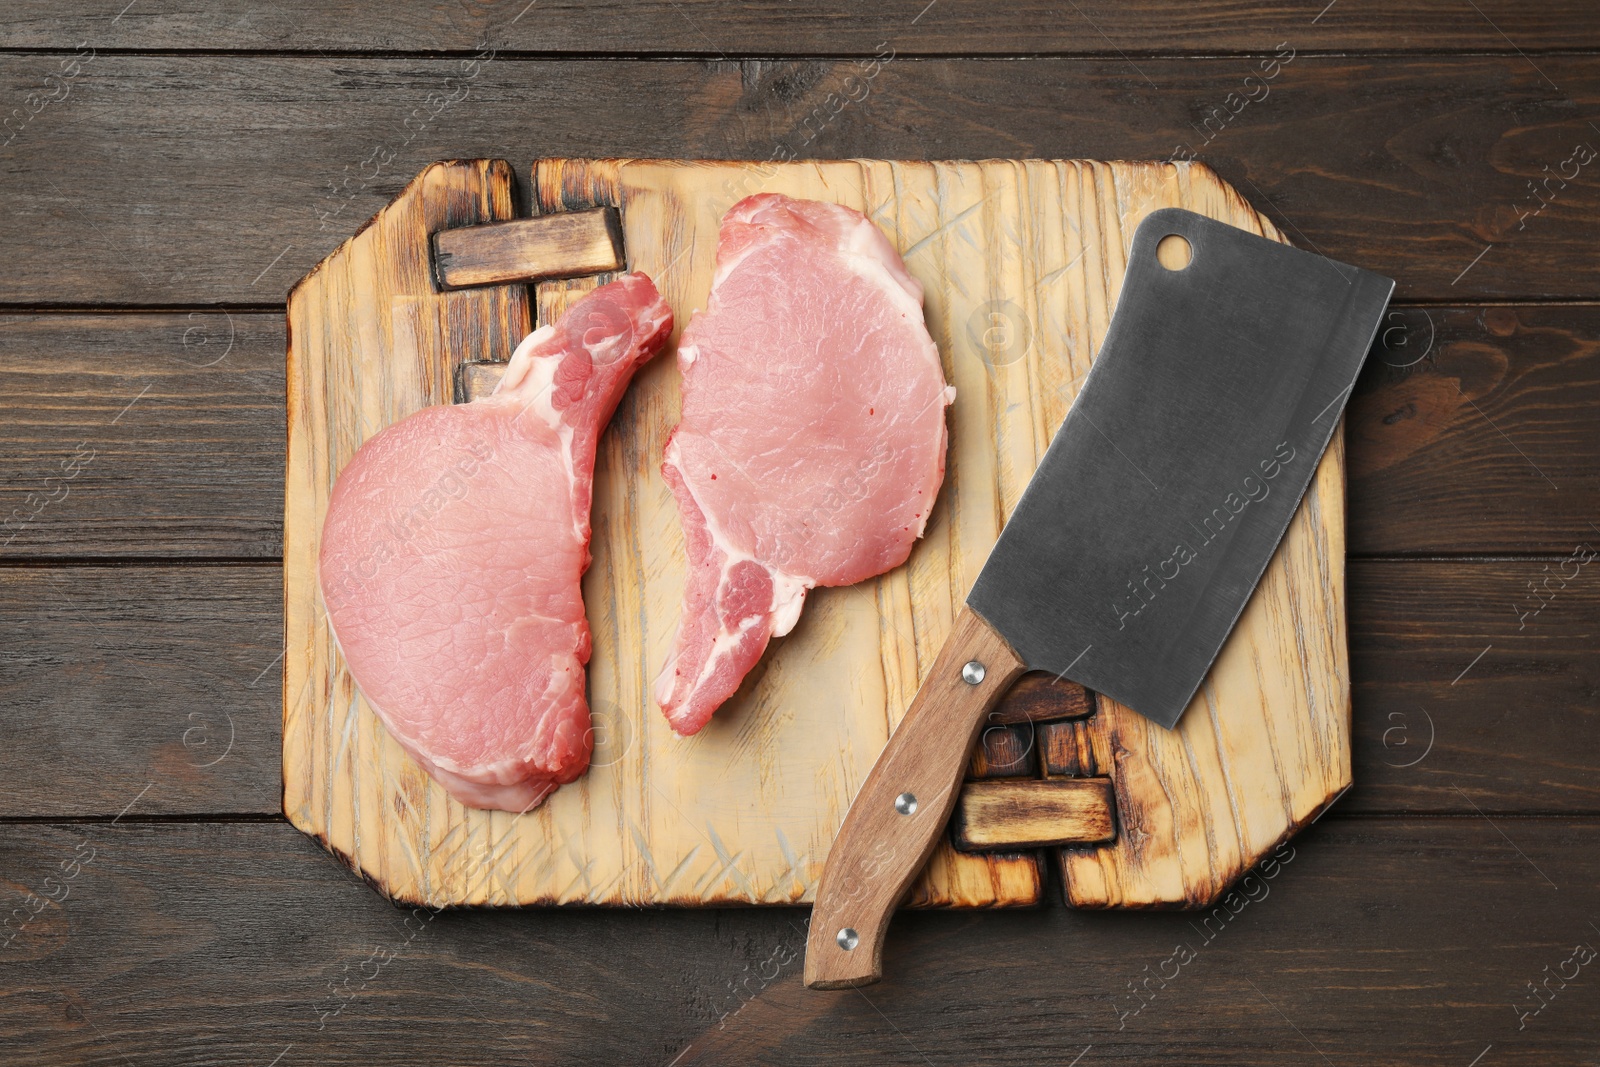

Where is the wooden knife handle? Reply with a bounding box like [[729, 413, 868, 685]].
[[804, 606, 1027, 989]]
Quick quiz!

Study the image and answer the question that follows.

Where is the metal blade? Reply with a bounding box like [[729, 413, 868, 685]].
[[967, 208, 1393, 728]]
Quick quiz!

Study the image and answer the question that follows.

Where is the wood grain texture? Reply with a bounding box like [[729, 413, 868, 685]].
[[538, 157, 1346, 915], [281, 159, 534, 906], [6, 559, 1586, 820], [986, 672, 1096, 725], [280, 156, 1345, 910], [951, 778, 1116, 851], [3, 8, 1598, 1060], [0, 313, 285, 558], [1348, 559, 1600, 814], [529, 156, 1077, 911], [433, 208, 623, 289], [454, 360, 508, 403], [1348, 305, 1600, 555], [4, 818, 1600, 1065], [8, 55, 1600, 303], [0, 566, 282, 818], [970, 722, 1040, 779], [1042, 717, 1102, 778], [8, 1, 1600, 53], [5, 304, 1594, 560], [804, 606, 1028, 988]]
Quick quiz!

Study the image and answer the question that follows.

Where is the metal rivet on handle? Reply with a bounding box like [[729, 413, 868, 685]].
[[961, 660, 986, 685], [894, 792, 918, 815], [837, 927, 859, 951]]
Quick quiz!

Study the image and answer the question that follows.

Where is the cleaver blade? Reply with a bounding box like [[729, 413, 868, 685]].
[[804, 207, 1392, 990], [971, 207, 1393, 727]]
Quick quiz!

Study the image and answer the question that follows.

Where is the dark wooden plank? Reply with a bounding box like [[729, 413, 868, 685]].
[[967, 721, 1037, 778], [1041, 718, 1100, 777], [0, 566, 281, 818], [2, 818, 1599, 1064], [5, 56, 1600, 303], [433, 207, 623, 289], [9, 301, 1594, 560], [3, 559, 1593, 819], [0, 313, 284, 558], [6, 1, 1600, 55], [1349, 558, 1600, 814], [967, 674, 1090, 783], [987, 671, 1095, 725], [1348, 305, 1600, 555]]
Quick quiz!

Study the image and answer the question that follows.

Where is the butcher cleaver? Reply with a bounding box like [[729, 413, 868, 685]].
[[804, 207, 1393, 989]]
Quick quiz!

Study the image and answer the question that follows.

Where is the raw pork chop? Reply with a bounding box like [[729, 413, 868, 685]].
[[319, 273, 673, 811], [655, 194, 954, 735]]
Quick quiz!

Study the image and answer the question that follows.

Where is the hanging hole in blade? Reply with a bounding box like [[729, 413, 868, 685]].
[[1156, 233, 1193, 271]]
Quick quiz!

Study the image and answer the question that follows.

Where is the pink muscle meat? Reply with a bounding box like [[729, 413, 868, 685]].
[[319, 273, 673, 811], [654, 194, 955, 735]]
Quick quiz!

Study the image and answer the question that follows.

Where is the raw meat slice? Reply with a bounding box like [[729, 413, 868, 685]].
[[319, 273, 673, 811], [654, 194, 954, 735]]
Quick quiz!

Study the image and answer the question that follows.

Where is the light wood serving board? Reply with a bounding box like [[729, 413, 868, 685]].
[[283, 157, 1352, 909]]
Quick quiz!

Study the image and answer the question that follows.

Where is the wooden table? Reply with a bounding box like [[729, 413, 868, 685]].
[[2, 3, 1598, 1063]]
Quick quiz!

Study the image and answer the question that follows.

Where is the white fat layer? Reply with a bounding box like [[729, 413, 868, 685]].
[[495, 324, 562, 427], [687, 572, 809, 696], [708, 244, 759, 294], [845, 217, 922, 295], [690, 611, 763, 696], [496, 325, 556, 394], [495, 323, 583, 540], [841, 246, 926, 323], [768, 572, 809, 636], [709, 209, 923, 315], [665, 437, 815, 697]]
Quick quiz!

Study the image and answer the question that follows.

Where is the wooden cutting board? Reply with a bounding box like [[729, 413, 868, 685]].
[[283, 157, 1352, 909]]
